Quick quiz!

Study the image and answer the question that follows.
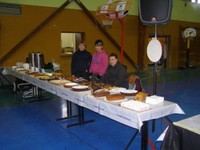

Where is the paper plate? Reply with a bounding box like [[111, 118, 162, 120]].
[[120, 89, 138, 94], [64, 82, 78, 87], [147, 39, 162, 62], [72, 85, 89, 90], [109, 88, 126, 94]]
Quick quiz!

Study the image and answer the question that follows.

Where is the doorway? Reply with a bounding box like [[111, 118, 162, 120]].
[[60, 32, 84, 56]]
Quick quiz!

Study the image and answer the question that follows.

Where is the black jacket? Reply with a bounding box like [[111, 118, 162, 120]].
[[71, 50, 92, 79], [101, 61, 128, 89]]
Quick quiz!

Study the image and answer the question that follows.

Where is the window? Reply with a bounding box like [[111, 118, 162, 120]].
[[191, 0, 200, 4], [0, 2, 21, 15]]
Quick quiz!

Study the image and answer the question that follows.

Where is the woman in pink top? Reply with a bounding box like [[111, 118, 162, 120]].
[[89, 39, 108, 81]]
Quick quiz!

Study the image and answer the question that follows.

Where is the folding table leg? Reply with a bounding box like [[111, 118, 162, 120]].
[[141, 121, 148, 150], [66, 106, 95, 128], [56, 101, 79, 121], [152, 119, 155, 132], [124, 130, 139, 150]]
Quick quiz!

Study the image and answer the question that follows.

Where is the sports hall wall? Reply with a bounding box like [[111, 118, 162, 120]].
[[0, 3, 200, 75]]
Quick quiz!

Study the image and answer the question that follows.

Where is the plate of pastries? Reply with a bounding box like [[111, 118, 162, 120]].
[[64, 82, 79, 88], [49, 80, 70, 85], [120, 89, 138, 96], [92, 89, 110, 98]]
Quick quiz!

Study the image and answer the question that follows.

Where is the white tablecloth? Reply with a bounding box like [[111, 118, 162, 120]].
[[5, 68, 185, 131]]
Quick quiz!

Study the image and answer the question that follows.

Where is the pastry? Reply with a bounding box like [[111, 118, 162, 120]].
[[106, 94, 125, 101], [49, 80, 69, 85], [52, 72, 64, 77], [135, 92, 148, 102], [93, 90, 110, 97]]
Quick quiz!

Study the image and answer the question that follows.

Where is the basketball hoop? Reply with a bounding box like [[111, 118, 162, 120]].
[[98, 14, 114, 29], [96, 0, 131, 63]]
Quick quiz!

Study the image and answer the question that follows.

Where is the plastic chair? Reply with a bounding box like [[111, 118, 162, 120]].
[[128, 75, 143, 92], [13, 79, 38, 99]]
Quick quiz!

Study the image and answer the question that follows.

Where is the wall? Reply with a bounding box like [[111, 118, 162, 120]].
[[0, 5, 139, 75], [142, 20, 200, 69], [0, 2, 200, 76], [1, 0, 200, 23]]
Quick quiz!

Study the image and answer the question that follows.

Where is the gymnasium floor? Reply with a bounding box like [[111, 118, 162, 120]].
[[0, 67, 200, 150]]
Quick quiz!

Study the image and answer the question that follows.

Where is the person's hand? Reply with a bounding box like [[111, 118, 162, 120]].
[[96, 74, 101, 79], [89, 73, 92, 79]]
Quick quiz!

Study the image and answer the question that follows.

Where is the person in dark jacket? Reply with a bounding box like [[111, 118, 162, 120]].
[[100, 53, 128, 89], [71, 41, 92, 80]]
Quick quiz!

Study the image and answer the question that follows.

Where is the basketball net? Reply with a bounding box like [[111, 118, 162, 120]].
[[96, 0, 131, 63], [96, 0, 131, 28], [98, 15, 114, 29]]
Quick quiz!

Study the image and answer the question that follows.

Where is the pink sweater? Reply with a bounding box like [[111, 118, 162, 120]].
[[89, 50, 108, 76]]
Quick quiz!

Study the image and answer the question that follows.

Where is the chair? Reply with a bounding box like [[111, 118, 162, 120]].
[[128, 74, 143, 92], [13, 79, 38, 99]]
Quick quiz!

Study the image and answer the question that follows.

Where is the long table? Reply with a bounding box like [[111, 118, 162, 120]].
[[161, 114, 200, 150], [5, 68, 185, 150]]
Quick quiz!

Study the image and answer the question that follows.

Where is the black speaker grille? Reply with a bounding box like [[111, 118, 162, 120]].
[[139, 0, 172, 25]]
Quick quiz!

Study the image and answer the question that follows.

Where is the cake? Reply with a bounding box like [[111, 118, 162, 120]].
[[106, 94, 125, 101], [93, 90, 110, 97]]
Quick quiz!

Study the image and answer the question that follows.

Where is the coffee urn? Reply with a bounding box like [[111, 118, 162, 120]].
[[34, 52, 44, 69], [28, 52, 35, 68]]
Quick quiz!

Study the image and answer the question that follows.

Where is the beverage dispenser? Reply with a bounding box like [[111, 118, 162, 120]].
[[28, 52, 35, 68], [34, 52, 44, 69]]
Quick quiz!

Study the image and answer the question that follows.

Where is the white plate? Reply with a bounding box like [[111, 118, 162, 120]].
[[109, 88, 126, 94], [121, 89, 138, 94], [72, 85, 89, 90], [65, 82, 78, 86]]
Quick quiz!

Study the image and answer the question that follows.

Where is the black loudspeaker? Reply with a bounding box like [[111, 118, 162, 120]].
[[139, 0, 173, 25]]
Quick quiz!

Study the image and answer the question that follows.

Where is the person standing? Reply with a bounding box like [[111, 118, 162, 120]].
[[71, 41, 92, 80], [89, 39, 108, 81], [101, 53, 128, 89]]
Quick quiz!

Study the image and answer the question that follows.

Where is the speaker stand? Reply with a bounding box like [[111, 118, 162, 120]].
[[153, 23, 158, 95], [152, 23, 158, 133]]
